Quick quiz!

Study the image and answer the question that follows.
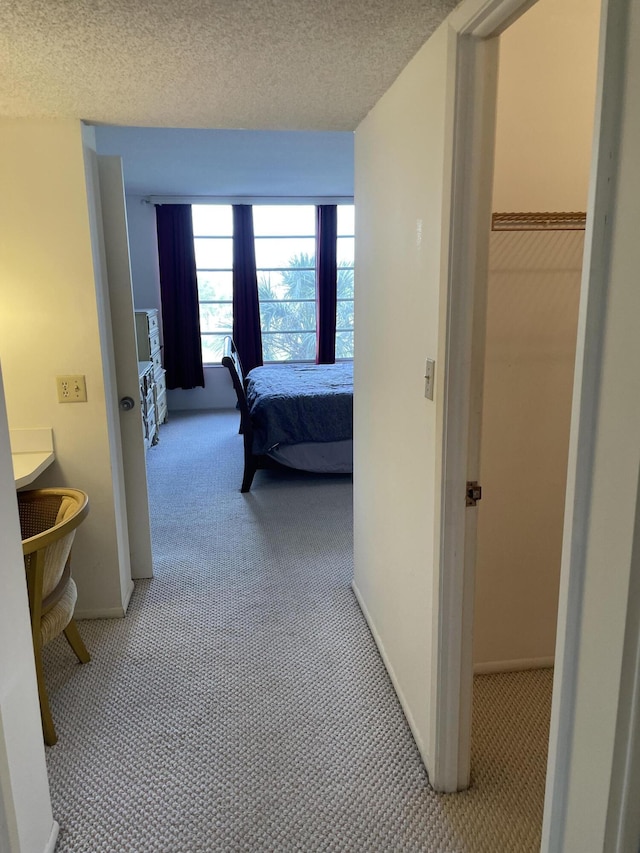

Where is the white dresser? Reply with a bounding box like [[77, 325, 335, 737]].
[[138, 361, 158, 449], [135, 309, 168, 427]]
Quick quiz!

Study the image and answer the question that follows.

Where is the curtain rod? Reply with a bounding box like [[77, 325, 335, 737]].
[[492, 211, 586, 231], [144, 195, 354, 206]]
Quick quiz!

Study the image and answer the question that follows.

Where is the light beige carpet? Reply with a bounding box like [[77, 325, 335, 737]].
[[43, 410, 553, 851]]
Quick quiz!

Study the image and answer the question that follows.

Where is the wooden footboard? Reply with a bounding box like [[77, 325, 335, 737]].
[[221, 336, 272, 492]]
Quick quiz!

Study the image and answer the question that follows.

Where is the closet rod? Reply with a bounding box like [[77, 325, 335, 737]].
[[492, 211, 586, 231]]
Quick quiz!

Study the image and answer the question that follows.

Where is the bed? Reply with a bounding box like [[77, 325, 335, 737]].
[[222, 336, 353, 492]]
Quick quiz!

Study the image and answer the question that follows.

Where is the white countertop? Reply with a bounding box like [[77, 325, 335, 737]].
[[12, 451, 55, 488], [10, 428, 55, 488]]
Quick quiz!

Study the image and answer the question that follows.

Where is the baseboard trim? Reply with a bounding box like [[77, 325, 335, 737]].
[[75, 579, 136, 620], [473, 656, 554, 674], [123, 579, 135, 613], [74, 605, 127, 620], [351, 581, 429, 767], [44, 820, 59, 853]]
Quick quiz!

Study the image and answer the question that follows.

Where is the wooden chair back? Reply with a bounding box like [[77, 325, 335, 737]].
[[17, 487, 90, 744]]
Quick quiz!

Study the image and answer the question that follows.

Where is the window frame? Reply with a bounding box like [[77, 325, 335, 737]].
[[191, 200, 354, 366], [254, 206, 317, 364]]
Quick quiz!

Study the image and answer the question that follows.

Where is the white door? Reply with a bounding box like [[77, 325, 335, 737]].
[[97, 156, 154, 579]]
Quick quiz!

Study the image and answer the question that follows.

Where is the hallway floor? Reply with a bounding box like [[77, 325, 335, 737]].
[[44, 410, 552, 851]]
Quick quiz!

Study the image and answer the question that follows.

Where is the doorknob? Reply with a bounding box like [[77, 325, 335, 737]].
[[119, 396, 135, 411]]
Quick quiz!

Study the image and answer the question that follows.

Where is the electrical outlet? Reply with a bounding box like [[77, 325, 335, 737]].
[[56, 375, 87, 403]]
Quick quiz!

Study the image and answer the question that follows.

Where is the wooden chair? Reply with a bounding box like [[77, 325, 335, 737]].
[[17, 488, 90, 745]]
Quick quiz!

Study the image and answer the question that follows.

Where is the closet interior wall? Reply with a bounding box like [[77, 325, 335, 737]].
[[473, 217, 585, 670]]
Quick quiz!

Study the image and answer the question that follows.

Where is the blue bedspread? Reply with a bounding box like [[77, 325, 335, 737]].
[[246, 362, 353, 454]]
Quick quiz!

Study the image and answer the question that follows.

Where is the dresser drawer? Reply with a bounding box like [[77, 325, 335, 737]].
[[138, 362, 153, 395], [157, 391, 168, 425], [154, 369, 166, 395], [146, 405, 158, 443], [135, 309, 161, 361], [144, 387, 155, 413], [149, 331, 161, 355], [147, 310, 159, 334], [151, 349, 163, 374]]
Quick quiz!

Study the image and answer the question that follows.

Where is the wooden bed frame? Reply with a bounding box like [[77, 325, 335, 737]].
[[222, 336, 279, 492], [222, 336, 353, 492]]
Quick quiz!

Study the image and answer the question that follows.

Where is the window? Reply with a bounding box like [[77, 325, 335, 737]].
[[254, 205, 317, 362], [192, 205, 233, 364], [336, 205, 355, 360], [192, 202, 355, 364]]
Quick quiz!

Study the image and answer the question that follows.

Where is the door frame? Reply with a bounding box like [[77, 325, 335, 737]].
[[432, 0, 626, 822], [429, 0, 539, 793], [98, 155, 154, 580]]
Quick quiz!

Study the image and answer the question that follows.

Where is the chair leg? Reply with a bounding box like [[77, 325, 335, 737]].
[[33, 641, 57, 746], [63, 619, 91, 664]]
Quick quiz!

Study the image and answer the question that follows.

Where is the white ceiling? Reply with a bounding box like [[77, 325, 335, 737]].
[[1, 0, 460, 131]]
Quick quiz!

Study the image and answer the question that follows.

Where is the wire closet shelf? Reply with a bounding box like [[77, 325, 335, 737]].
[[491, 211, 587, 231]]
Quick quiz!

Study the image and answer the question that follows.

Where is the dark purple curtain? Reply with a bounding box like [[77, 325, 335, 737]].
[[315, 205, 338, 364], [232, 205, 263, 374], [155, 205, 205, 390]]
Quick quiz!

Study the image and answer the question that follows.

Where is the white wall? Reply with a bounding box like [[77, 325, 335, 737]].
[[492, 0, 601, 212], [95, 127, 355, 198], [473, 0, 600, 669], [0, 369, 57, 853], [474, 231, 583, 667], [125, 196, 162, 310], [353, 23, 449, 766], [0, 119, 132, 617]]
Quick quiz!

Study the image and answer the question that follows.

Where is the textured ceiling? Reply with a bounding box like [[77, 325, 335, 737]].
[[0, 0, 460, 131]]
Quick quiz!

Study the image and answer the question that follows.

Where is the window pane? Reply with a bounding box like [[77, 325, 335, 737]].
[[194, 237, 233, 269], [260, 300, 316, 333], [197, 271, 233, 302], [253, 205, 315, 237], [192, 205, 232, 237], [337, 204, 355, 236], [201, 334, 225, 364], [255, 237, 316, 269], [200, 303, 232, 333], [336, 330, 354, 359], [337, 267, 354, 299], [337, 300, 354, 329], [337, 237, 354, 266], [262, 331, 316, 362], [258, 268, 316, 300]]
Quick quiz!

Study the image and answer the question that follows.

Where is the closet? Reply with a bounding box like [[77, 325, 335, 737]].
[[471, 0, 600, 673]]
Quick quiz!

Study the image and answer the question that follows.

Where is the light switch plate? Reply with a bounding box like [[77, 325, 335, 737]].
[[425, 359, 435, 400], [56, 375, 87, 403]]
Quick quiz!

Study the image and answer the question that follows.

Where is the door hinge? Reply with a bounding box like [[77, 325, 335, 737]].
[[466, 481, 482, 507]]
